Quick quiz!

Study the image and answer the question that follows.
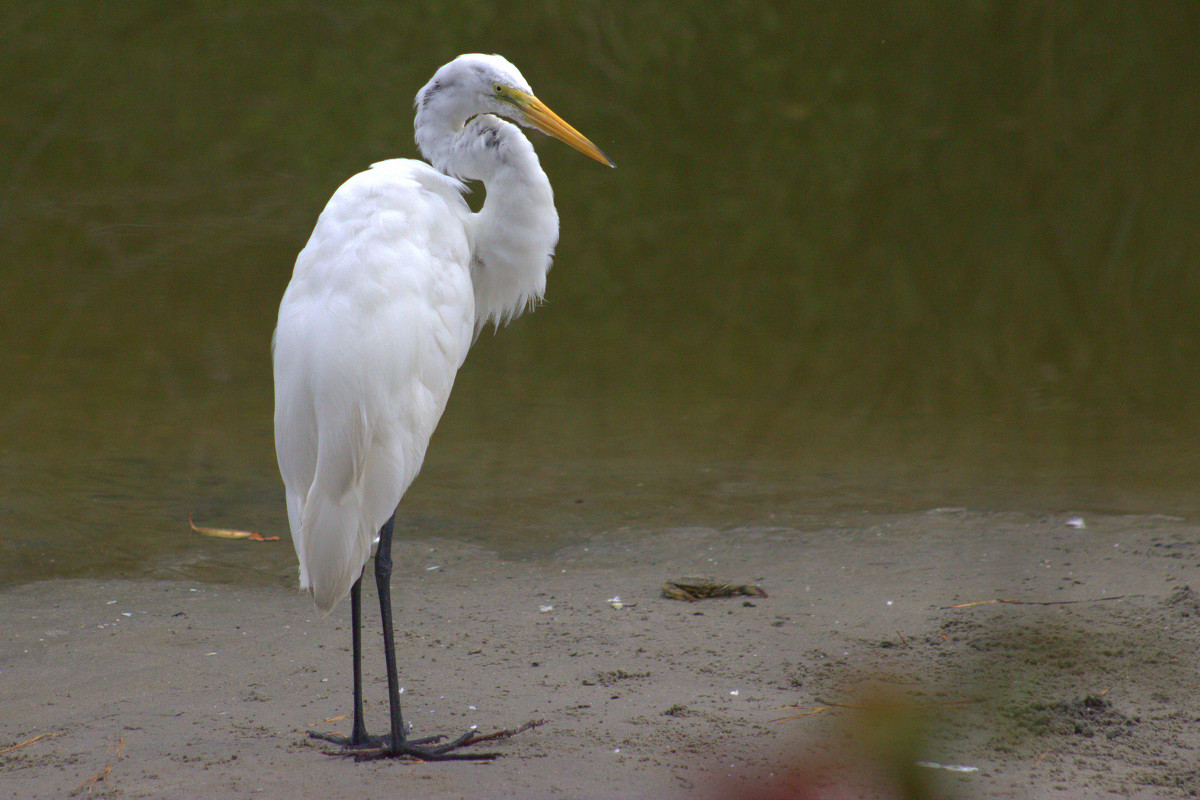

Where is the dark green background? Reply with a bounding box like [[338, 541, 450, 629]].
[[3, 2, 1198, 585]]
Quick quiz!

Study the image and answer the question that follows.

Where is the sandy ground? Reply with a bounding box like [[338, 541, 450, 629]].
[[2, 510, 1199, 799]]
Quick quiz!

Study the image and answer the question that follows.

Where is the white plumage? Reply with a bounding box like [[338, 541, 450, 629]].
[[272, 54, 612, 617], [271, 54, 610, 759], [273, 161, 475, 612]]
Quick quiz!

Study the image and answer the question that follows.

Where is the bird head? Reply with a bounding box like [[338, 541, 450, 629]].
[[416, 54, 613, 168]]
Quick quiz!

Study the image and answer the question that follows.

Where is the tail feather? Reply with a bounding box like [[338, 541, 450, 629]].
[[299, 491, 375, 614]]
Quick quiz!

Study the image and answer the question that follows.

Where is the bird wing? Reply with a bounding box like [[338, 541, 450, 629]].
[[273, 160, 475, 613]]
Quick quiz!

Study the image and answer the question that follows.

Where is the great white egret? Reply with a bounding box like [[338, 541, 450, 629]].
[[272, 54, 613, 760]]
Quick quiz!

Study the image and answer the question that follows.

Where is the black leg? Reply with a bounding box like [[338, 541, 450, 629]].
[[349, 575, 369, 744], [309, 572, 375, 748], [363, 514, 499, 761], [314, 514, 500, 761], [373, 515, 408, 748]]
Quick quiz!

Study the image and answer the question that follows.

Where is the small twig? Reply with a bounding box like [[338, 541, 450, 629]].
[[947, 599, 1002, 608], [816, 697, 983, 710], [944, 595, 1135, 609], [770, 706, 828, 723], [771, 696, 983, 723], [308, 713, 349, 731], [66, 736, 126, 795], [0, 732, 62, 755], [460, 718, 547, 746], [71, 764, 111, 795], [896, 699, 976, 709]]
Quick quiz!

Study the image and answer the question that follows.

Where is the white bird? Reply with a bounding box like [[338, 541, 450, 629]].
[[272, 54, 612, 760]]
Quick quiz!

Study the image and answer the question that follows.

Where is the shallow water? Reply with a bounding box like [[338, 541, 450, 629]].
[[3, 3, 1199, 587]]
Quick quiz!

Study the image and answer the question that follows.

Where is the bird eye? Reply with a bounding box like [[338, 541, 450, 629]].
[[492, 84, 504, 95]]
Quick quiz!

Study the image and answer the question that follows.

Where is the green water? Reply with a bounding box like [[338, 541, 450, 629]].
[[3, 2, 1198, 587]]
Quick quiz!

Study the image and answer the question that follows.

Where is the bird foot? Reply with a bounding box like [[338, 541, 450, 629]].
[[310, 719, 546, 762], [310, 728, 500, 761]]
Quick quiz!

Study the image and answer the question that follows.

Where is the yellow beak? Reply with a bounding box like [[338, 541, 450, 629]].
[[515, 91, 615, 168]]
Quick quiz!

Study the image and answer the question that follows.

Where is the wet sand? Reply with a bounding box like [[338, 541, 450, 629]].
[[2, 510, 1199, 799]]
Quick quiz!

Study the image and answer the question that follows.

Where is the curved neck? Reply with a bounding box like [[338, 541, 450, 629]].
[[416, 112, 559, 331], [471, 141, 558, 331]]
